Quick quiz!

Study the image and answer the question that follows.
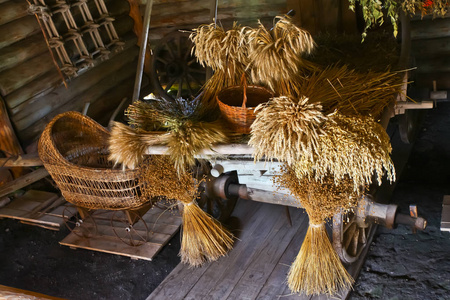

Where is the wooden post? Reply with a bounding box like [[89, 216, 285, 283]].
[[0, 96, 25, 179]]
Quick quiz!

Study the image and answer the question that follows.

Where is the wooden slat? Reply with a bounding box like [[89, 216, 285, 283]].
[[4, 71, 61, 110], [415, 56, 450, 73], [148, 199, 258, 300], [441, 195, 450, 232], [222, 207, 309, 299], [0, 33, 48, 73], [0, 1, 29, 26], [0, 190, 73, 229], [59, 206, 181, 260], [255, 214, 311, 300], [0, 168, 48, 198], [411, 17, 450, 40], [412, 37, 450, 57], [0, 15, 40, 50], [0, 153, 42, 167], [0, 284, 66, 300], [0, 51, 55, 96]]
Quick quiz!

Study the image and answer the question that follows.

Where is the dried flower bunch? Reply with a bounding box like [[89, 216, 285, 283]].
[[108, 97, 228, 173], [274, 165, 359, 295], [139, 155, 234, 267], [249, 96, 329, 165], [294, 113, 395, 191], [247, 16, 317, 94]]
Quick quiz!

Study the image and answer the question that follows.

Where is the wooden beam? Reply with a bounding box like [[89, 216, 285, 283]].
[[0, 153, 42, 167], [0, 1, 29, 26], [0, 96, 23, 157], [0, 168, 49, 198], [0, 52, 55, 96], [0, 16, 40, 49], [0, 34, 48, 73]]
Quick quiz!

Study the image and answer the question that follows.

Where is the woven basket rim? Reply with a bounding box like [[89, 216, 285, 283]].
[[38, 111, 118, 171]]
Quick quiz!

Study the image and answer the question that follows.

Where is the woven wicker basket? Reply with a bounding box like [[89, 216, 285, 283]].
[[38, 111, 149, 210], [217, 76, 272, 134]]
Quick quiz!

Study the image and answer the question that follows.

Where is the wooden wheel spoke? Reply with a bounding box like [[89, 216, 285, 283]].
[[177, 77, 183, 98], [185, 75, 194, 95], [156, 56, 169, 65], [165, 77, 178, 92], [187, 73, 203, 87], [163, 42, 175, 60]]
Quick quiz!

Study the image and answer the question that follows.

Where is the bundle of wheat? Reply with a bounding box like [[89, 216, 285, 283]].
[[294, 113, 395, 191], [247, 16, 317, 95], [249, 96, 329, 165], [140, 155, 234, 267], [297, 65, 403, 118], [190, 23, 250, 108], [108, 98, 228, 173], [274, 165, 359, 295]]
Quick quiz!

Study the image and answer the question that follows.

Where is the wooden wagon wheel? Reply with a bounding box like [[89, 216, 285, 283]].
[[152, 31, 205, 101], [111, 210, 150, 247], [332, 210, 375, 264], [62, 206, 98, 238], [398, 109, 423, 144]]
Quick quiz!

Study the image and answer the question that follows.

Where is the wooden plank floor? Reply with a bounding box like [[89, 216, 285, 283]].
[[0, 190, 76, 230], [60, 205, 182, 261], [148, 199, 374, 300]]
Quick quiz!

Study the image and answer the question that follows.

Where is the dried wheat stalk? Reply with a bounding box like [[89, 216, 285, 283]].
[[247, 16, 316, 93], [274, 166, 359, 295], [294, 113, 395, 191], [140, 155, 234, 267], [249, 96, 329, 166]]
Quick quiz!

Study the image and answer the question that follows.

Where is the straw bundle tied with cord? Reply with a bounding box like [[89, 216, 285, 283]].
[[274, 168, 360, 295], [249, 47, 399, 294], [139, 155, 233, 267]]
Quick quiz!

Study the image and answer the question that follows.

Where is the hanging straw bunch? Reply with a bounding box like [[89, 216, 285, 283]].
[[140, 155, 234, 267], [108, 97, 228, 173], [298, 65, 403, 118], [294, 113, 395, 191], [274, 165, 360, 295], [247, 16, 317, 95], [249, 96, 329, 165], [190, 22, 250, 107]]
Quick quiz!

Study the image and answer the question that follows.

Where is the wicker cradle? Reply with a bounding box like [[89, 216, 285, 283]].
[[38, 111, 149, 210]]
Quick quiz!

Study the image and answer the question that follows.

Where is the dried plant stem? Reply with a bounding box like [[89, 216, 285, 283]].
[[108, 122, 169, 169], [180, 201, 234, 267], [288, 223, 353, 295], [140, 156, 234, 267]]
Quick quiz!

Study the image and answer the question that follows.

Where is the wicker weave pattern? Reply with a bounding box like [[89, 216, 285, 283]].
[[38, 111, 148, 210], [217, 77, 272, 134]]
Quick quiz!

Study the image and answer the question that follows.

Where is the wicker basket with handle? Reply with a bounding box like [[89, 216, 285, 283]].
[[38, 111, 149, 210], [217, 75, 273, 134]]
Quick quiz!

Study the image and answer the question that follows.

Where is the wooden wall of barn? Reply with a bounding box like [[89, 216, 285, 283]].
[[410, 13, 450, 90], [0, 0, 140, 150], [145, 0, 357, 44]]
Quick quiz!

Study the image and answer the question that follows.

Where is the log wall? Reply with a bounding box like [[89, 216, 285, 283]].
[[145, 0, 357, 46], [0, 0, 140, 149], [410, 13, 450, 90]]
